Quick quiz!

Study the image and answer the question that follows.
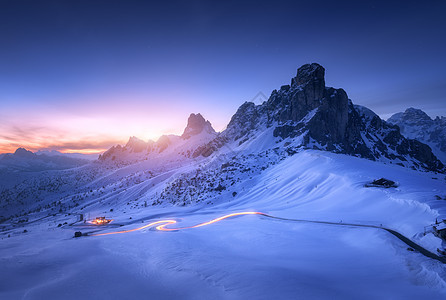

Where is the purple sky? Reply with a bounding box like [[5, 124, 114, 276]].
[[1, 0, 445, 153]]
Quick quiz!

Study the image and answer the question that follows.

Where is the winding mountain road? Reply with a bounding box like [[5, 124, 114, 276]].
[[89, 211, 446, 264]]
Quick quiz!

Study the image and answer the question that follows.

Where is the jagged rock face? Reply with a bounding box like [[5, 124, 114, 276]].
[[201, 63, 444, 173], [182, 113, 215, 139], [389, 108, 432, 125], [125, 136, 150, 153], [99, 137, 153, 161], [267, 64, 327, 123], [388, 108, 446, 163], [225, 102, 263, 140], [156, 135, 171, 152], [270, 64, 443, 172], [291, 63, 326, 100], [192, 136, 227, 158], [191, 106, 262, 158], [305, 88, 349, 145], [266, 64, 349, 148], [99, 145, 122, 161]]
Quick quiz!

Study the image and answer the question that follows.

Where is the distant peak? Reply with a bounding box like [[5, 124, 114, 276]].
[[14, 147, 32, 154], [182, 113, 215, 139], [126, 136, 144, 145], [405, 107, 429, 115], [388, 108, 434, 124], [291, 63, 325, 87], [14, 147, 35, 158]]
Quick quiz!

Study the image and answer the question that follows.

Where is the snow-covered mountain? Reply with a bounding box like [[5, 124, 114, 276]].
[[1, 63, 444, 220], [97, 64, 443, 173], [0, 148, 90, 172], [98, 113, 217, 165], [388, 108, 446, 163], [181, 112, 215, 139], [2, 63, 444, 220], [195, 63, 444, 173], [36, 150, 99, 161]]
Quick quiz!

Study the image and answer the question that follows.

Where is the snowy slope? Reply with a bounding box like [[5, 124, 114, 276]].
[[1, 150, 446, 299]]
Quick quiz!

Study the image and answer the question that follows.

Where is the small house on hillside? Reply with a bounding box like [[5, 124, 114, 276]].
[[433, 222, 446, 240]]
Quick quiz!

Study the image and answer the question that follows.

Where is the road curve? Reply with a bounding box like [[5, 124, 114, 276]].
[[89, 211, 446, 264], [90, 212, 265, 236]]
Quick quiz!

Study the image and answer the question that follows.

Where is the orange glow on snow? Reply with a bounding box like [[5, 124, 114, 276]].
[[90, 212, 266, 236], [90, 217, 113, 225]]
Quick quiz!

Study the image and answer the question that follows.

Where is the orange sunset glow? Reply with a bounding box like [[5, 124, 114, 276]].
[[0, 100, 229, 154]]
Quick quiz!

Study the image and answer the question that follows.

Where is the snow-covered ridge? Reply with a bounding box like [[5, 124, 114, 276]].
[[98, 113, 217, 164], [388, 107, 446, 163], [94, 64, 445, 174], [0, 148, 90, 172]]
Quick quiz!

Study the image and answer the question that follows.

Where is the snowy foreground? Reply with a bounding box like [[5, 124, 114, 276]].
[[1, 151, 446, 299]]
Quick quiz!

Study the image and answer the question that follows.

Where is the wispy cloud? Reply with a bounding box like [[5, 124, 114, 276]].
[[0, 122, 123, 154], [37, 139, 122, 153], [0, 98, 217, 154]]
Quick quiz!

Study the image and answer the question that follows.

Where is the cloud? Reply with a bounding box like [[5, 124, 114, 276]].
[[37, 139, 122, 153], [0, 124, 46, 141], [0, 103, 193, 154], [0, 122, 123, 154]]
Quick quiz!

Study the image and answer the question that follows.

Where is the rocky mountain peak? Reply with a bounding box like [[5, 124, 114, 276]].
[[125, 136, 148, 153], [402, 108, 432, 121], [388, 108, 432, 125], [197, 63, 444, 173], [182, 113, 215, 139], [265, 63, 348, 144], [291, 63, 325, 87], [388, 108, 446, 164]]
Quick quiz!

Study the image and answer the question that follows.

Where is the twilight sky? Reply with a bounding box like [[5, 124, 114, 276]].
[[1, 0, 445, 153]]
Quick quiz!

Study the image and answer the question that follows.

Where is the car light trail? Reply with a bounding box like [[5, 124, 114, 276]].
[[91, 220, 176, 236], [87, 211, 446, 264], [157, 212, 266, 231], [90, 212, 266, 236]]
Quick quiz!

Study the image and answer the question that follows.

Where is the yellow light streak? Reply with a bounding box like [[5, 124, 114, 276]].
[[90, 212, 266, 236]]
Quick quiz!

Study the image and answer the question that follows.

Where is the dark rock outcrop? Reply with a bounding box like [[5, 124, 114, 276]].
[[365, 178, 398, 188]]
